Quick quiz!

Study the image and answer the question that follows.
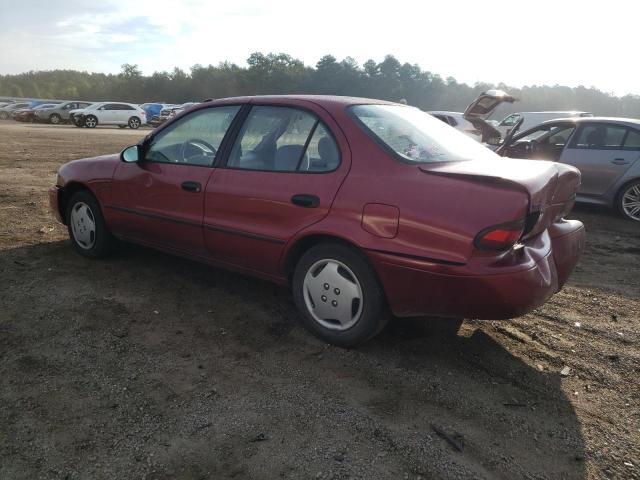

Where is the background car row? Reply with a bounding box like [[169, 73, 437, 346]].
[[0, 98, 200, 129]]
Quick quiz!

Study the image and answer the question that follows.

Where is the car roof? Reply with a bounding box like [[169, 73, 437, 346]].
[[206, 94, 398, 108], [541, 116, 640, 127], [427, 111, 464, 116], [513, 111, 591, 114]]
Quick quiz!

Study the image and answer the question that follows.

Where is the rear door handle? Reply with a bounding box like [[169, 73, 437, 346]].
[[181, 181, 201, 193], [612, 158, 630, 165], [291, 194, 320, 208]]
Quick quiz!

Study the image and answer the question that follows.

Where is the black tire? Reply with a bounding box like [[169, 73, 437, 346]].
[[292, 243, 389, 347], [66, 190, 116, 258], [72, 116, 84, 127], [84, 115, 98, 128], [616, 179, 640, 222], [49, 113, 61, 125], [128, 116, 141, 129]]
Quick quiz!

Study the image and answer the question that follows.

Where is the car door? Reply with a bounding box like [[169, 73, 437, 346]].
[[94, 104, 113, 124], [204, 102, 349, 276], [108, 105, 242, 254], [560, 123, 640, 196]]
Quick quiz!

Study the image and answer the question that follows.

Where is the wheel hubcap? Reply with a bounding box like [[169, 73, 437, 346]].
[[86, 118, 96, 127], [130, 119, 139, 127], [70, 202, 96, 249], [622, 184, 640, 221], [303, 259, 363, 331]]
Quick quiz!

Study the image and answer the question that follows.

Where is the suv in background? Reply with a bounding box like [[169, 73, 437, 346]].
[[36, 101, 93, 124], [70, 102, 147, 129]]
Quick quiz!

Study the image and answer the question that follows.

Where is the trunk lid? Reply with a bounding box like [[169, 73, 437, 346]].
[[464, 90, 517, 143], [463, 90, 517, 120], [420, 158, 581, 237]]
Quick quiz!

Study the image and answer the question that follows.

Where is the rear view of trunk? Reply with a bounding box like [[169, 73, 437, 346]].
[[420, 157, 581, 254]]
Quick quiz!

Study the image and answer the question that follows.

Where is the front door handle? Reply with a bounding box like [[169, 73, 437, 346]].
[[291, 194, 320, 208], [181, 181, 202, 193], [612, 158, 630, 165]]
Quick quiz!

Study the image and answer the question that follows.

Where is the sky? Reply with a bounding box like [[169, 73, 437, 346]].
[[0, 0, 638, 96]]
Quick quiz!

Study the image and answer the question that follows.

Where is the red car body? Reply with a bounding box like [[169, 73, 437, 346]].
[[50, 95, 585, 321]]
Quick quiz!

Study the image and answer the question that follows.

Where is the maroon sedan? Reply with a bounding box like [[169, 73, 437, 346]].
[[50, 95, 585, 346]]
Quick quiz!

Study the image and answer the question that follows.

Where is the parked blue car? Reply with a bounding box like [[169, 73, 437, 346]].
[[140, 103, 167, 119]]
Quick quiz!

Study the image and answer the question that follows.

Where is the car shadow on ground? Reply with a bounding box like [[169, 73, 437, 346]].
[[0, 241, 587, 479]]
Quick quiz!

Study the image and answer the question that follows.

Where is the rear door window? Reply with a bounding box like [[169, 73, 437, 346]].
[[570, 124, 628, 149], [623, 130, 640, 150], [227, 106, 339, 173]]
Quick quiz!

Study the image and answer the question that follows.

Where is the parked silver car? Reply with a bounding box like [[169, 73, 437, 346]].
[[498, 117, 640, 221], [35, 101, 93, 124]]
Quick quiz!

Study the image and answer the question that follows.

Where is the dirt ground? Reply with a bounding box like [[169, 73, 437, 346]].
[[0, 121, 638, 480]]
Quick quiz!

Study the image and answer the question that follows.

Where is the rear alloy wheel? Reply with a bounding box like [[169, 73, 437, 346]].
[[293, 243, 389, 347], [66, 190, 116, 258], [84, 115, 98, 128], [49, 113, 61, 124], [128, 116, 141, 129], [618, 180, 640, 221]]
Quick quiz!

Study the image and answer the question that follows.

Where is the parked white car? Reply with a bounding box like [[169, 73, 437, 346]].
[[496, 111, 593, 138], [69, 102, 147, 129]]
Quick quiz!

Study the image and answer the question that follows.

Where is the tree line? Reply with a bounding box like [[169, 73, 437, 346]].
[[1, 52, 639, 119]]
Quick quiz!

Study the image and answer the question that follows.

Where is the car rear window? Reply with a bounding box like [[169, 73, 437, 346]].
[[350, 104, 499, 163]]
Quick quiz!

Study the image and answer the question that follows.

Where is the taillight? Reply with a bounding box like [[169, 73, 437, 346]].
[[474, 219, 525, 251]]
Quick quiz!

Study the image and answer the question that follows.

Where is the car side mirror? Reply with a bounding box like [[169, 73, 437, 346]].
[[121, 145, 140, 163]]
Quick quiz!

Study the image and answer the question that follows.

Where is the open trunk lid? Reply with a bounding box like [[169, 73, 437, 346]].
[[420, 158, 580, 238], [463, 90, 517, 143]]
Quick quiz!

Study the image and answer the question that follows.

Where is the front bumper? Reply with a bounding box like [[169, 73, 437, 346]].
[[369, 220, 585, 319], [49, 186, 64, 224]]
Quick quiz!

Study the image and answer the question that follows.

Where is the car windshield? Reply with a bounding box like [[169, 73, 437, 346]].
[[350, 104, 499, 163]]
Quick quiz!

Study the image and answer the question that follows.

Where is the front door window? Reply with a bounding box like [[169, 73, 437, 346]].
[[146, 106, 241, 166]]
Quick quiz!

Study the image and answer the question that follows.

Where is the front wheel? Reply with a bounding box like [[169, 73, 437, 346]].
[[84, 115, 98, 128], [617, 180, 640, 221], [49, 113, 61, 124], [128, 116, 141, 129], [66, 190, 116, 258], [292, 243, 389, 347]]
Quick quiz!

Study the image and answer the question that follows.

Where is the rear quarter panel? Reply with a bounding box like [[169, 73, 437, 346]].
[[282, 105, 530, 266]]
